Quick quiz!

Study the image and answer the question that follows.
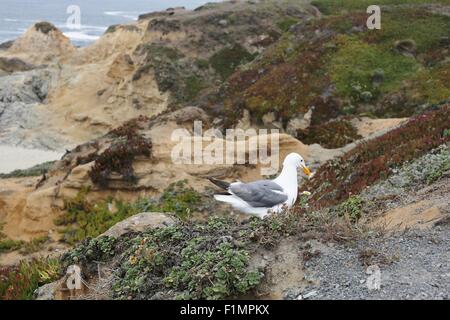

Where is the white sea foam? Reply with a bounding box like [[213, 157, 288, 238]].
[[104, 11, 139, 20], [0, 145, 62, 174], [57, 24, 107, 32], [4, 18, 35, 22], [63, 31, 100, 42], [0, 30, 22, 34]]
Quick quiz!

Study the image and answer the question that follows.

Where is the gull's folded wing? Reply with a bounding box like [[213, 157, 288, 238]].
[[230, 180, 288, 208]]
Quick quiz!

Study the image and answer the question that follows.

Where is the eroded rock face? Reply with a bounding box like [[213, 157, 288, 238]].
[[8, 22, 75, 63], [0, 1, 320, 157], [0, 69, 67, 150], [0, 57, 34, 74], [286, 109, 313, 136], [374, 204, 448, 231], [0, 103, 330, 241], [100, 212, 178, 238], [0, 70, 49, 104]]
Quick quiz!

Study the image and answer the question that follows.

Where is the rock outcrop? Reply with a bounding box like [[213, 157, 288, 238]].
[[0, 96, 407, 245], [0, 102, 344, 243], [0, 57, 34, 74], [34, 211, 178, 300], [0, 69, 68, 150], [0, 1, 319, 152], [8, 22, 75, 64], [100, 212, 178, 238]]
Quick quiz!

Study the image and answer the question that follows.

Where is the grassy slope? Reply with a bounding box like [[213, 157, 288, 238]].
[[61, 215, 292, 300], [54, 102, 449, 300], [132, 0, 311, 105], [299, 104, 450, 209], [3, 0, 450, 300], [0, 258, 60, 300], [204, 1, 449, 145], [312, 0, 450, 15]]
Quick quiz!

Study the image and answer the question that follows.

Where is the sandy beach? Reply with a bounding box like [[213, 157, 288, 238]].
[[0, 145, 62, 174]]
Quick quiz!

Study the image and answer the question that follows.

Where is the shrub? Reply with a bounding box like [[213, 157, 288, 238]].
[[111, 217, 263, 300], [55, 187, 140, 244], [424, 147, 450, 184], [404, 63, 450, 105], [330, 35, 419, 102], [301, 104, 450, 209], [0, 223, 49, 254], [134, 180, 202, 220], [89, 117, 152, 187], [184, 75, 207, 102], [165, 241, 261, 300], [312, 0, 447, 15], [227, 36, 332, 126], [61, 213, 302, 300], [210, 44, 256, 79], [34, 22, 56, 34], [212, 14, 366, 127], [62, 236, 117, 276], [0, 239, 24, 254], [55, 181, 202, 244], [133, 44, 210, 103], [195, 59, 210, 70], [297, 119, 362, 148], [209, 6, 448, 127], [363, 8, 450, 54], [19, 237, 50, 255], [0, 258, 61, 300], [335, 195, 364, 222], [276, 17, 299, 32]]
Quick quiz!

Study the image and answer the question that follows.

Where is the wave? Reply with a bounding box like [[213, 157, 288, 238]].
[[104, 11, 139, 20], [0, 30, 23, 34], [4, 18, 36, 23], [63, 31, 100, 42], [57, 24, 107, 32]]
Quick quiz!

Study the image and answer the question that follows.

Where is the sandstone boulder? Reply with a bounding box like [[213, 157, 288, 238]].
[[9, 22, 76, 63], [100, 212, 178, 238]]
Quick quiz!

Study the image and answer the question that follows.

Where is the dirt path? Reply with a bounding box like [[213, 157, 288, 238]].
[[295, 174, 450, 300], [301, 221, 450, 300]]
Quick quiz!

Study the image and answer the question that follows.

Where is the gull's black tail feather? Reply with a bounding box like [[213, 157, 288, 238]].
[[208, 177, 230, 191]]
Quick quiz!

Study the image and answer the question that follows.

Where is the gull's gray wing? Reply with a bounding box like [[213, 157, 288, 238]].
[[230, 180, 288, 208]]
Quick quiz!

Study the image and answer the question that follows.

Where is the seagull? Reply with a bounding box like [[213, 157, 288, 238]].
[[209, 153, 311, 218]]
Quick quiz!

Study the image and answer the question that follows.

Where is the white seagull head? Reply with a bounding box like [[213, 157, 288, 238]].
[[283, 153, 311, 177]]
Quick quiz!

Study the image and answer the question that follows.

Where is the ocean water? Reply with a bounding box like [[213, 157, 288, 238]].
[[0, 0, 222, 173], [0, 0, 222, 47]]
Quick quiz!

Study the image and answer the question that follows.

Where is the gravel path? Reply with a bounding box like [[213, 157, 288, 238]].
[[300, 221, 450, 300], [291, 146, 450, 300]]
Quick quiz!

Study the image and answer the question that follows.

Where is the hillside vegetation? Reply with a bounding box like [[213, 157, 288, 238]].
[[0, 0, 449, 300]]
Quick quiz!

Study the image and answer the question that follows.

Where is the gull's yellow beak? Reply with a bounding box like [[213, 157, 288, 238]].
[[302, 166, 311, 177]]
